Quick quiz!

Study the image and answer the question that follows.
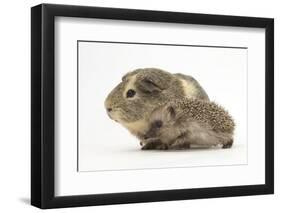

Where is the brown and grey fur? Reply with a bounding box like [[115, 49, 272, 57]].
[[105, 68, 209, 139], [141, 98, 235, 150]]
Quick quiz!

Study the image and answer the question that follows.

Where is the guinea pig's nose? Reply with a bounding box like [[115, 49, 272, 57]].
[[107, 107, 112, 112]]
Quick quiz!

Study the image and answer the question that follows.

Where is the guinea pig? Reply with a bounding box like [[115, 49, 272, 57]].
[[104, 68, 209, 140], [141, 98, 235, 150]]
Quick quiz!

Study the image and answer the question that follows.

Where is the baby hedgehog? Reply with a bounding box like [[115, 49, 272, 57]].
[[141, 98, 235, 150]]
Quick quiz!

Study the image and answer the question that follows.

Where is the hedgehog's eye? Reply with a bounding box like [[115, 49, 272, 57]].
[[126, 89, 136, 98], [154, 120, 163, 128]]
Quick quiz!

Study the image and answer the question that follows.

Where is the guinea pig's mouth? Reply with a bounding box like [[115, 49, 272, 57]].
[[106, 110, 122, 123], [107, 113, 118, 122]]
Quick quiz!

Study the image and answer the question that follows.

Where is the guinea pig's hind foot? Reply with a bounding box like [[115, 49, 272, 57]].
[[222, 139, 233, 149]]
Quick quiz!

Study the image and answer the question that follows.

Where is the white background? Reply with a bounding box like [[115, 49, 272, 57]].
[[78, 42, 248, 171], [0, 0, 279, 212]]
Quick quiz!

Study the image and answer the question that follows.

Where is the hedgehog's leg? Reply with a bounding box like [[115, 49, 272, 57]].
[[169, 135, 190, 150], [222, 139, 233, 149], [141, 138, 168, 150]]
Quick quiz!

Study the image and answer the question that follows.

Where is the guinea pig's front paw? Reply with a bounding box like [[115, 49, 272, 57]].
[[140, 138, 157, 147], [141, 138, 168, 150], [141, 142, 156, 150], [141, 138, 156, 150]]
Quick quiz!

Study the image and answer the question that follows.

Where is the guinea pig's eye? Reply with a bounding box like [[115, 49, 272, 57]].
[[154, 120, 163, 128], [126, 89, 136, 98]]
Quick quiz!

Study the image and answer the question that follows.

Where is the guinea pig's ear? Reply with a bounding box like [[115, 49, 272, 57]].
[[136, 72, 168, 93], [136, 77, 162, 93]]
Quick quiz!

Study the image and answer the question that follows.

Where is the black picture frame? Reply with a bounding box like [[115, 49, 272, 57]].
[[31, 3, 274, 209]]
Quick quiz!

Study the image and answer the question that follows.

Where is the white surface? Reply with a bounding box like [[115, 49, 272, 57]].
[[0, 0, 280, 212], [80, 144, 247, 171], [78, 42, 248, 172], [55, 16, 264, 196]]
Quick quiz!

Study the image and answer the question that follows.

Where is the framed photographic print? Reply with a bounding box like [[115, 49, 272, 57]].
[[31, 3, 274, 209]]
